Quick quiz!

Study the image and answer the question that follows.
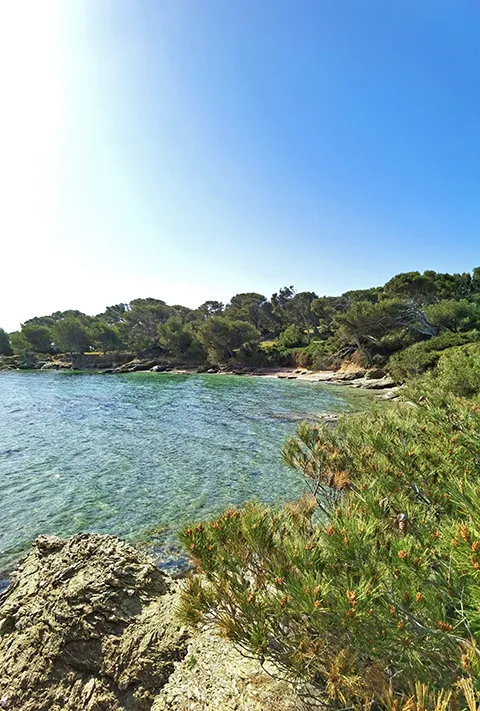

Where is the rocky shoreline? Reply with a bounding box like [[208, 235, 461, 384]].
[[0, 534, 301, 711], [0, 353, 400, 400]]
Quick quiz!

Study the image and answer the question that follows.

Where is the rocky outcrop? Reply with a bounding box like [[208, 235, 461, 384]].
[[0, 534, 188, 711], [152, 628, 302, 711], [0, 534, 303, 711]]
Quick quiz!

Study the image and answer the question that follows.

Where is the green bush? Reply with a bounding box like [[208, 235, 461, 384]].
[[387, 331, 479, 382], [180, 384, 480, 706], [278, 324, 307, 348], [258, 342, 295, 367], [407, 342, 480, 399], [292, 339, 338, 370]]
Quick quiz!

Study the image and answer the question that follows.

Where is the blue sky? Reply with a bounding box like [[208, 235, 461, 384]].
[[1, 0, 479, 331]]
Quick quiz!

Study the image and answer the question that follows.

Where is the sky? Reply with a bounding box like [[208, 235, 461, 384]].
[[0, 0, 479, 332]]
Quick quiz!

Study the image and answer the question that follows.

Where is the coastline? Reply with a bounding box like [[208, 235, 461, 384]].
[[0, 353, 400, 402]]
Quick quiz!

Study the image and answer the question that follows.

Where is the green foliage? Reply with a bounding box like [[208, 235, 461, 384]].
[[407, 343, 480, 399], [21, 324, 53, 353], [199, 316, 261, 364], [388, 332, 479, 382], [122, 298, 171, 350], [98, 303, 128, 325], [0, 328, 12, 356], [157, 317, 200, 361], [258, 342, 295, 367], [383, 271, 437, 304], [195, 301, 224, 321], [180, 378, 480, 705], [8, 265, 480, 370], [52, 317, 92, 354], [278, 324, 306, 348], [425, 299, 480, 333], [90, 320, 123, 354], [225, 293, 274, 335], [9, 331, 31, 355]]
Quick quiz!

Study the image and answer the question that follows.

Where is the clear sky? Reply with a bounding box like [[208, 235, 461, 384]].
[[1, 0, 479, 331]]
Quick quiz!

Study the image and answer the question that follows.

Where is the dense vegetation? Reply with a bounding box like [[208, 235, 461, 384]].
[[2, 267, 480, 378], [179, 345, 480, 708]]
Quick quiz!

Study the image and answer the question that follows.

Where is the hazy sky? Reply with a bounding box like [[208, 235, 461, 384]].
[[1, 0, 479, 331]]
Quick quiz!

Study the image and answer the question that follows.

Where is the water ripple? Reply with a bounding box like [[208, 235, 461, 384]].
[[0, 371, 350, 577]]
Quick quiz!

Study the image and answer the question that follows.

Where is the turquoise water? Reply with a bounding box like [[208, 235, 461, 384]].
[[0, 371, 351, 576]]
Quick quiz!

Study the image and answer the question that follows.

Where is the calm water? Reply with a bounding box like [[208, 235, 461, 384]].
[[0, 371, 352, 576]]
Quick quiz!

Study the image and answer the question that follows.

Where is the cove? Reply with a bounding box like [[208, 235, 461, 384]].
[[0, 371, 352, 576]]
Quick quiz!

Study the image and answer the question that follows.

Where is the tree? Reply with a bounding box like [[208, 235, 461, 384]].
[[122, 298, 171, 350], [0, 328, 12, 356], [98, 303, 129, 325], [90, 320, 123, 354], [288, 291, 318, 341], [21, 324, 53, 353], [342, 287, 381, 305], [334, 299, 436, 362], [9, 331, 31, 355], [383, 271, 437, 305], [53, 317, 92, 355], [171, 305, 193, 322], [157, 317, 194, 360], [278, 324, 306, 348], [199, 317, 261, 363], [225, 293, 273, 335], [195, 301, 224, 321], [425, 299, 480, 333]]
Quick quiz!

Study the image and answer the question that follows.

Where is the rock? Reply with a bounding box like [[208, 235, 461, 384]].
[[0, 533, 188, 711], [334, 371, 360, 381], [364, 368, 386, 380], [376, 388, 400, 400], [0, 533, 306, 711], [362, 376, 396, 389], [316, 413, 339, 425], [152, 628, 302, 711], [150, 365, 167, 373]]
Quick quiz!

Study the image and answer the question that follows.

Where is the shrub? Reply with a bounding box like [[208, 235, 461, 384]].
[[387, 331, 479, 382], [180, 385, 480, 706], [278, 324, 307, 349], [407, 342, 480, 399], [292, 340, 339, 370], [258, 342, 295, 367]]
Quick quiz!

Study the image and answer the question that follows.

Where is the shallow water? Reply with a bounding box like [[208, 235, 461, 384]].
[[0, 371, 352, 576]]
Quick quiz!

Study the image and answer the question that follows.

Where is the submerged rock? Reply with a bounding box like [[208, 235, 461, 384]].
[[0, 533, 188, 710]]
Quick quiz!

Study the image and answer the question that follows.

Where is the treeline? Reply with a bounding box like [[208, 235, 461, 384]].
[[1, 267, 480, 376]]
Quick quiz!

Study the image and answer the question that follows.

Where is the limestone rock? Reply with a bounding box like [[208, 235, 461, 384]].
[[0, 534, 188, 711], [152, 628, 302, 711], [362, 375, 396, 389], [364, 368, 386, 380]]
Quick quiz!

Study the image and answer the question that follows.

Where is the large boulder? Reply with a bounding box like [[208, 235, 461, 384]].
[[362, 375, 396, 389], [0, 534, 188, 711], [364, 368, 386, 380], [0, 534, 303, 711]]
